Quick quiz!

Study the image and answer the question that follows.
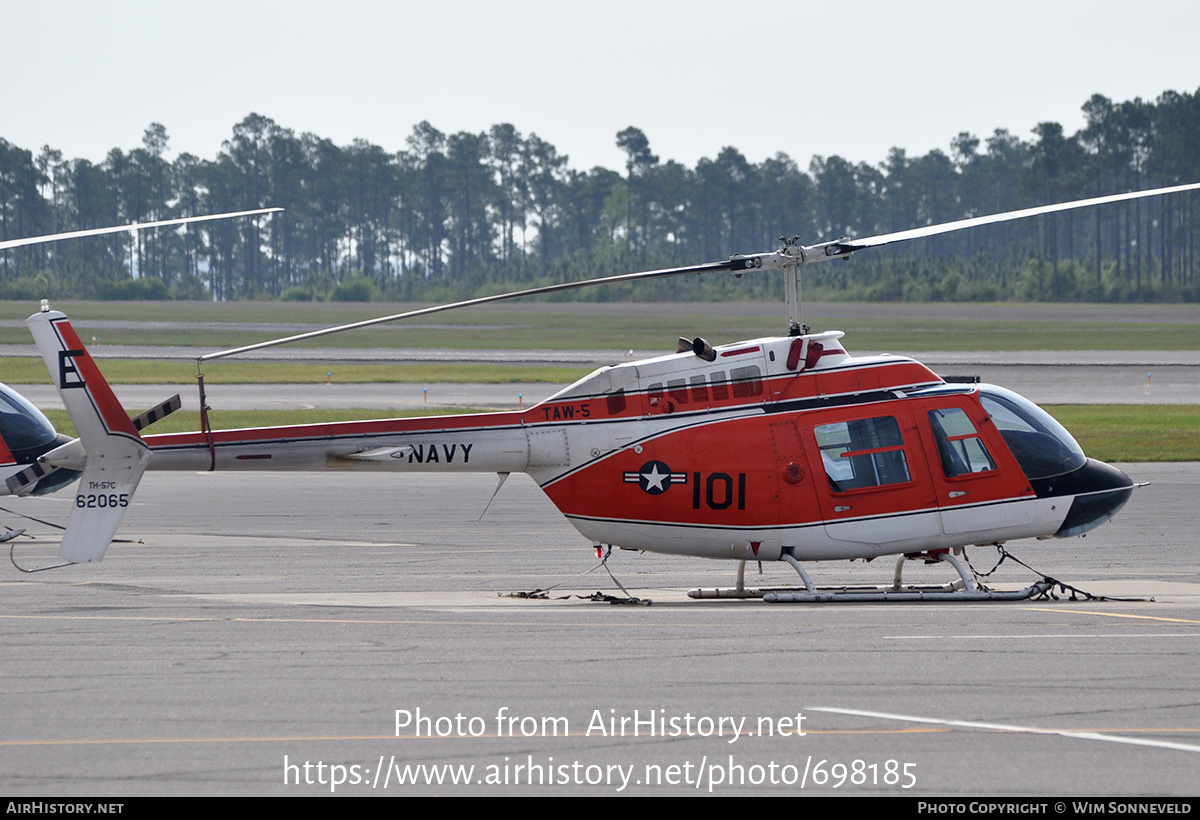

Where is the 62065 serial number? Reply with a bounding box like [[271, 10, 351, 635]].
[[75, 494, 129, 508]]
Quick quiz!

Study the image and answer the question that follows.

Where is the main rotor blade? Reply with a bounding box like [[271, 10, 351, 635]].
[[0, 208, 284, 251], [199, 258, 747, 362], [840, 182, 1200, 251]]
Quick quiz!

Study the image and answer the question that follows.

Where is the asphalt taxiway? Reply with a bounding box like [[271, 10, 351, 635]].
[[0, 460, 1198, 796]]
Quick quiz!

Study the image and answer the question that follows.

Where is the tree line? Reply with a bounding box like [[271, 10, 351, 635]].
[[1, 89, 1199, 303]]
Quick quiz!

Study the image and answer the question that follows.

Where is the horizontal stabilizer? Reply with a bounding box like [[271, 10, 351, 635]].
[[131, 394, 182, 431], [6, 461, 54, 496]]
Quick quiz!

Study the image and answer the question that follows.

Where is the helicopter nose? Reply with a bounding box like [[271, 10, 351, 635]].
[[1046, 459, 1135, 538]]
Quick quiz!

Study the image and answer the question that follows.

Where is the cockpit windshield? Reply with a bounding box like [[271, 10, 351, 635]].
[[978, 385, 1086, 480], [0, 383, 58, 458]]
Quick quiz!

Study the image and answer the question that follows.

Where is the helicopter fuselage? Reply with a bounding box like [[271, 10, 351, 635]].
[[109, 331, 1132, 564]]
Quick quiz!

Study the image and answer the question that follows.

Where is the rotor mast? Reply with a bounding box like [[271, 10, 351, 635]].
[[732, 235, 855, 337]]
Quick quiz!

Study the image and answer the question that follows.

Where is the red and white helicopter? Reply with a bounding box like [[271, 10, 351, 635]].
[[2, 187, 1197, 602]]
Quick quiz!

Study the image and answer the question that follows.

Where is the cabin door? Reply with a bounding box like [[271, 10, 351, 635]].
[[801, 405, 942, 549]]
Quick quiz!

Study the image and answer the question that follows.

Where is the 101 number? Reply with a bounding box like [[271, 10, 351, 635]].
[[691, 472, 746, 511]]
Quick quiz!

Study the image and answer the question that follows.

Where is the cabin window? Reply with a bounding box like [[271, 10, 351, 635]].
[[667, 379, 689, 405], [815, 416, 910, 492], [606, 388, 627, 415], [710, 372, 729, 400], [646, 383, 664, 409], [730, 365, 763, 398], [690, 375, 709, 402], [928, 408, 995, 477]]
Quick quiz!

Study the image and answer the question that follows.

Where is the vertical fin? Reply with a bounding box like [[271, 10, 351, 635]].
[[26, 309, 150, 563]]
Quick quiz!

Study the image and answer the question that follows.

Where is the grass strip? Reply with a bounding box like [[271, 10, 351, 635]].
[[1044, 405, 1200, 463]]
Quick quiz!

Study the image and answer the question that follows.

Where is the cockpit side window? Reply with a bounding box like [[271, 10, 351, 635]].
[[928, 407, 996, 477]]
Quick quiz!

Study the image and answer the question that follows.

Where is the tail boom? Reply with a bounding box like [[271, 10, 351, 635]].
[[140, 413, 539, 474]]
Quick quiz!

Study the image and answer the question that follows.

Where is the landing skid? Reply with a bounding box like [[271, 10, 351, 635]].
[[688, 550, 1052, 603]]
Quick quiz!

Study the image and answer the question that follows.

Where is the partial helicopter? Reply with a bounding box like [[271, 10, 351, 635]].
[[0, 207, 280, 501], [3, 187, 1198, 601]]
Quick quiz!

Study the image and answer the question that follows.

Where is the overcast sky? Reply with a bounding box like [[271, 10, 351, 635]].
[[3, 0, 1198, 173]]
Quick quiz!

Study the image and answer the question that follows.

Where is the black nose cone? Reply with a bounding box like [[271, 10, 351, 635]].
[[1041, 459, 1135, 537]]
